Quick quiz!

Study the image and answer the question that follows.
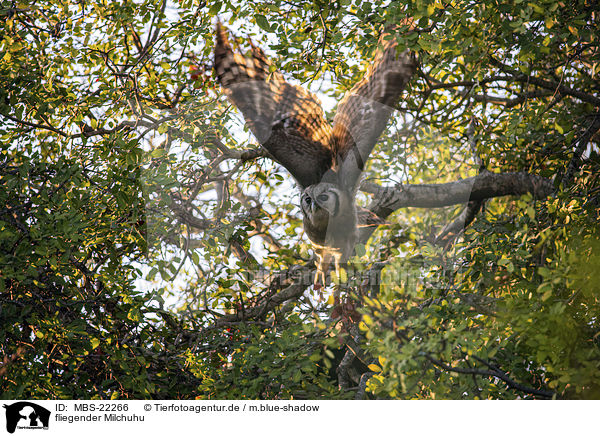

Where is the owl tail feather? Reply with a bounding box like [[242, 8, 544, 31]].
[[215, 20, 229, 49]]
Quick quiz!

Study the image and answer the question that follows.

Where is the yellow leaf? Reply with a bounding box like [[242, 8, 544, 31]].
[[338, 267, 347, 283], [554, 122, 564, 134], [368, 364, 382, 372], [529, 3, 544, 13]]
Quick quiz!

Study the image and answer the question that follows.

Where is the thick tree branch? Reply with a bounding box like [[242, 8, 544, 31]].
[[358, 171, 551, 244], [362, 171, 552, 218], [433, 199, 483, 246], [433, 119, 486, 246]]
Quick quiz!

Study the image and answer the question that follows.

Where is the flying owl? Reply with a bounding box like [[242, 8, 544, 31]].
[[214, 22, 417, 284]]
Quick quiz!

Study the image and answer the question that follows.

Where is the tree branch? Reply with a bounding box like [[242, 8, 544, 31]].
[[433, 199, 483, 246], [213, 266, 313, 327], [362, 171, 553, 218], [561, 111, 600, 188], [355, 371, 375, 400], [490, 57, 600, 107], [433, 119, 486, 246], [425, 353, 556, 398]]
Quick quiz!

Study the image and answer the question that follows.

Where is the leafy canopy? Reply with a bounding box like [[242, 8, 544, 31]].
[[1, 0, 598, 399]]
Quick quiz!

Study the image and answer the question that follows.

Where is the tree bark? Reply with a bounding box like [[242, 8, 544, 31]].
[[361, 170, 552, 217]]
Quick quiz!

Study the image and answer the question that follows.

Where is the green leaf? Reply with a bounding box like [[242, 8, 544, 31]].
[[255, 14, 271, 32]]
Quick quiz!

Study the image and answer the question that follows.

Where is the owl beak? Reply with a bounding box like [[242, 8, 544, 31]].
[[311, 202, 318, 214]]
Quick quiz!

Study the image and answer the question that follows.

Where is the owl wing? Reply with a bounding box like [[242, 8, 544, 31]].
[[332, 26, 417, 191], [214, 23, 334, 189]]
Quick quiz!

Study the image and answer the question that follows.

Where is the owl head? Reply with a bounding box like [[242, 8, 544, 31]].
[[301, 183, 341, 217], [301, 183, 356, 246]]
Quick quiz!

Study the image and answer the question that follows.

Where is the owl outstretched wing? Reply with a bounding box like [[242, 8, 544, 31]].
[[332, 27, 417, 191], [214, 23, 334, 189]]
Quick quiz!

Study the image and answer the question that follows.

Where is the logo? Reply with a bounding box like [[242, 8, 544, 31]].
[[2, 402, 50, 434]]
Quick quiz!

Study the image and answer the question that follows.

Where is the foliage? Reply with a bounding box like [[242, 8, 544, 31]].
[[363, 190, 600, 399], [1, 0, 598, 399], [190, 317, 349, 399]]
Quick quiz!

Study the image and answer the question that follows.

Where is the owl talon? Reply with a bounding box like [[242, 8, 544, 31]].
[[313, 268, 325, 301]]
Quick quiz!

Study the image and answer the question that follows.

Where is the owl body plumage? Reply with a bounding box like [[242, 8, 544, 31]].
[[300, 182, 357, 281], [214, 22, 417, 283]]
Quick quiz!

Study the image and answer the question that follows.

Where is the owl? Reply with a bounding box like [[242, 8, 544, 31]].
[[214, 22, 417, 284]]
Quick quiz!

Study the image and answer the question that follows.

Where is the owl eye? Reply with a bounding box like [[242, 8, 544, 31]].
[[303, 196, 312, 205], [317, 194, 329, 202]]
